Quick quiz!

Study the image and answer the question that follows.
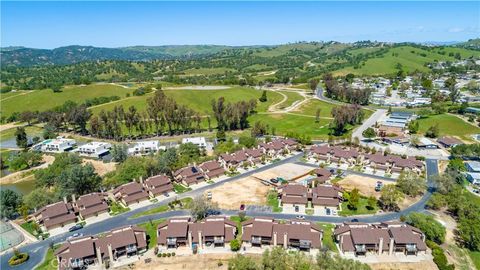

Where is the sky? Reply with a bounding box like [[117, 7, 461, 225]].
[[1, 1, 479, 48]]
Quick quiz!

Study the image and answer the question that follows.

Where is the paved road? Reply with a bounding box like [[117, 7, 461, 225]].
[[0, 155, 439, 270], [351, 109, 387, 141]]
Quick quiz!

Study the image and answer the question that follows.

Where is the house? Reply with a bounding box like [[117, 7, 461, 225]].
[[465, 161, 480, 173], [309, 145, 331, 162], [157, 216, 237, 250], [311, 168, 333, 184], [390, 156, 424, 174], [33, 200, 77, 232], [74, 193, 109, 220], [182, 137, 207, 148], [174, 166, 205, 186], [112, 182, 150, 206], [75, 142, 111, 158], [128, 140, 164, 156], [241, 217, 322, 251], [437, 137, 463, 148], [259, 139, 288, 157], [55, 225, 147, 270], [331, 148, 360, 165], [333, 222, 427, 257], [144, 175, 174, 197], [245, 148, 265, 164], [219, 150, 249, 169], [278, 184, 309, 213], [365, 154, 391, 172], [466, 107, 480, 115], [466, 172, 480, 185], [389, 111, 414, 121], [414, 137, 439, 149], [33, 137, 76, 153], [200, 160, 226, 179], [311, 185, 342, 216]]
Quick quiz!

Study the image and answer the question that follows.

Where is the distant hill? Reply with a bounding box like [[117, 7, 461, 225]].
[[454, 38, 480, 50], [0, 45, 234, 66]]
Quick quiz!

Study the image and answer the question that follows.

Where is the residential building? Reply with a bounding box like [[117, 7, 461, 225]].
[[128, 140, 164, 156], [182, 137, 207, 148], [200, 160, 226, 179], [278, 184, 342, 215], [278, 185, 309, 213], [437, 137, 463, 148], [144, 175, 174, 197], [74, 193, 109, 220], [466, 172, 480, 185], [55, 225, 147, 270], [33, 200, 77, 232], [311, 167, 333, 184], [311, 185, 342, 216], [33, 137, 76, 153], [174, 166, 205, 186], [333, 222, 427, 257], [465, 161, 480, 173], [75, 142, 111, 158], [112, 182, 150, 206], [157, 216, 237, 250], [466, 107, 480, 115], [414, 137, 439, 149], [241, 217, 322, 251]]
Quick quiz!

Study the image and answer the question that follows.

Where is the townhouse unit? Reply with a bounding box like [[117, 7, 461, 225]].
[[112, 182, 150, 206], [278, 183, 342, 216], [311, 185, 343, 215], [309, 145, 360, 166], [219, 150, 250, 169], [73, 193, 109, 220], [33, 137, 76, 153], [241, 217, 322, 251], [144, 175, 174, 197], [245, 148, 265, 164], [55, 225, 147, 270], [333, 222, 427, 257], [199, 160, 226, 180], [157, 216, 237, 250], [311, 168, 333, 184], [437, 136, 463, 148], [74, 142, 111, 158], [278, 185, 309, 213], [33, 200, 77, 232], [364, 154, 424, 174], [174, 166, 206, 186], [465, 161, 480, 185], [127, 140, 164, 156]]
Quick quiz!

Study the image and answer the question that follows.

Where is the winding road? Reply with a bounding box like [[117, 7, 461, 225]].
[[0, 152, 439, 270]]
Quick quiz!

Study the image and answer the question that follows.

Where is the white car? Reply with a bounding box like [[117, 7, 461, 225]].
[[67, 233, 83, 240]]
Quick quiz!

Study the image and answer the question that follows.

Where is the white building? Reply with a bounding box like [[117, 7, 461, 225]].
[[33, 137, 76, 153], [128, 140, 164, 156], [74, 142, 111, 158], [181, 137, 207, 148]]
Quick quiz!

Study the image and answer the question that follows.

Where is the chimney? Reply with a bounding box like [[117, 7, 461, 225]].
[[139, 176, 143, 184], [71, 194, 76, 203], [63, 196, 68, 204], [273, 232, 277, 246], [107, 244, 114, 261], [96, 246, 103, 266], [378, 238, 383, 255], [389, 237, 394, 255], [283, 233, 287, 249], [198, 231, 203, 250]]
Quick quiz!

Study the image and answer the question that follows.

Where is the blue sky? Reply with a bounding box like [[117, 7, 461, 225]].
[[1, 1, 479, 48]]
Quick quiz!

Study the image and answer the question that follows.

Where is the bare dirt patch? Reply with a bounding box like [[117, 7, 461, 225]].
[[368, 261, 438, 270], [337, 175, 394, 199], [252, 163, 313, 181], [207, 176, 271, 210], [82, 159, 117, 176]]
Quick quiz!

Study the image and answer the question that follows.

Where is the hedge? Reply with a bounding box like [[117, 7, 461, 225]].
[[8, 253, 29, 266], [427, 240, 454, 270]]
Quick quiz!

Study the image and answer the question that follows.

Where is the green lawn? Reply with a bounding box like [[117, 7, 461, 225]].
[[416, 114, 480, 139], [230, 215, 251, 239], [339, 197, 378, 216], [173, 183, 192, 194], [469, 251, 480, 270], [266, 190, 282, 212], [35, 246, 59, 270], [1, 84, 134, 117], [131, 197, 192, 218], [20, 221, 40, 238], [138, 218, 167, 249], [295, 99, 338, 118], [275, 91, 304, 110], [316, 223, 338, 252], [108, 201, 130, 216]]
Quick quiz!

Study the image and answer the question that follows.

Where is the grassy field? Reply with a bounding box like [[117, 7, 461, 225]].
[[294, 99, 338, 118], [35, 246, 59, 270], [138, 218, 167, 248], [266, 190, 282, 212], [469, 251, 480, 270], [416, 113, 480, 139], [339, 197, 378, 216], [90, 87, 284, 116], [131, 197, 192, 218], [274, 91, 304, 110], [316, 223, 338, 252], [1, 84, 134, 117], [335, 46, 480, 76]]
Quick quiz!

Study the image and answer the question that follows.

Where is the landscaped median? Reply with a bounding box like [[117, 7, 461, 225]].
[[8, 249, 29, 266], [130, 197, 193, 219]]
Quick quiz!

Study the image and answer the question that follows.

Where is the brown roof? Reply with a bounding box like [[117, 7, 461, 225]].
[[34, 201, 77, 228], [282, 196, 308, 204], [145, 175, 171, 188], [113, 182, 150, 203], [366, 154, 390, 165], [246, 148, 263, 158], [437, 136, 463, 147], [76, 193, 109, 217], [313, 168, 332, 178], [200, 160, 223, 171], [281, 184, 308, 196], [205, 168, 225, 178], [310, 145, 331, 155], [55, 237, 97, 265]]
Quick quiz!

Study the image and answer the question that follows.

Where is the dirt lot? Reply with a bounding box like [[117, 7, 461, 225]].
[[130, 253, 260, 270], [337, 175, 394, 199], [82, 159, 117, 176], [207, 176, 271, 209], [252, 163, 313, 181], [368, 261, 438, 270]]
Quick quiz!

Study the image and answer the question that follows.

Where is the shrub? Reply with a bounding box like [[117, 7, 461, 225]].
[[8, 252, 29, 266], [172, 252, 175, 256], [230, 239, 241, 251], [427, 241, 454, 270], [167, 253, 171, 257]]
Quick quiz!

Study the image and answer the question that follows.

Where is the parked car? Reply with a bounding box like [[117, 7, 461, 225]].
[[240, 204, 245, 211], [270, 178, 279, 183], [375, 181, 384, 192], [296, 215, 305, 220], [163, 192, 170, 197], [67, 233, 83, 240], [207, 191, 212, 199], [206, 209, 221, 216], [68, 224, 83, 232], [351, 218, 359, 222]]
